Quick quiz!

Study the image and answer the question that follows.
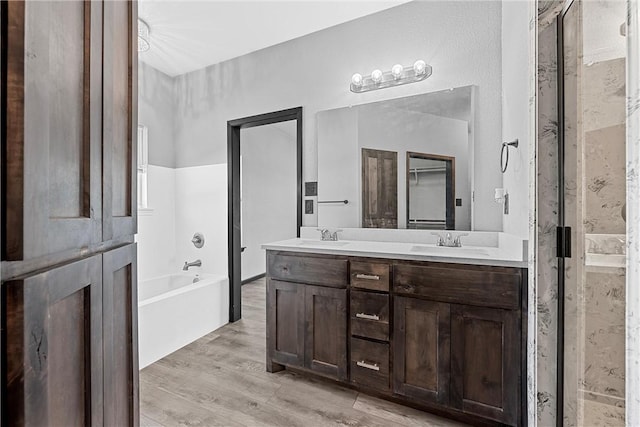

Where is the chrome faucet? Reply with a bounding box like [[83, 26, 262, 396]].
[[317, 228, 341, 241], [183, 259, 202, 271], [431, 232, 469, 247]]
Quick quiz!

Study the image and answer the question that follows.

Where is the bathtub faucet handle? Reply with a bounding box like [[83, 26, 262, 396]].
[[183, 259, 202, 271]]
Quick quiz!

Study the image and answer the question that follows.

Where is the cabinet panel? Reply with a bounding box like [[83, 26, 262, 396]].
[[2, 0, 103, 261], [394, 263, 521, 310], [394, 296, 450, 405], [268, 252, 348, 287], [103, 0, 137, 241], [305, 285, 347, 380], [350, 261, 390, 291], [3, 255, 103, 426], [450, 305, 519, 425], [350, 290, 389, 341], [267, 279, 305, 368], [103, 243, 139, 427], [351, 337, 390, 391]]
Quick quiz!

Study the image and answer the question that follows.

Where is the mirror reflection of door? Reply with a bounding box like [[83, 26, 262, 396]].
[[406, 152, 455, 230], [362, 148, 398, 228]]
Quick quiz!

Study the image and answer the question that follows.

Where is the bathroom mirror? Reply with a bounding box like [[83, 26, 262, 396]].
[[407, 152, 455, 230], [317, 86, 476, 230]]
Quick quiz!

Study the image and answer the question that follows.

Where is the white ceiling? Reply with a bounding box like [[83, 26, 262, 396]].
[[139, 0, 411, 77]]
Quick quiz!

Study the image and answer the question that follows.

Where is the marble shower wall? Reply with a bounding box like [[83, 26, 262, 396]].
[[580, 55, 626, 424], [535, 12, 561, 426], [625, 0, 640, 424]]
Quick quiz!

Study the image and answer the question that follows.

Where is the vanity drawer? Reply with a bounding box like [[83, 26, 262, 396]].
[[350, 338, 390, 391], [267, 253, 348, 288], [350, 291, 389, 341], [393, 263, 521, 310], [350, 261, 390, 292]]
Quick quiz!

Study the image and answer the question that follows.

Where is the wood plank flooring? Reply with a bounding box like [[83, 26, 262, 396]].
[[140, 278, 467, 427]]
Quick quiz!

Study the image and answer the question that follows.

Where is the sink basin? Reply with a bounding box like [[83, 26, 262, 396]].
[[297, 240, 350, 248], [410, 245, 491, 257]]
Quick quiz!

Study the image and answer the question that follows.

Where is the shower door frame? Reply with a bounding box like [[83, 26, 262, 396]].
[[227, 107, 303, 322]]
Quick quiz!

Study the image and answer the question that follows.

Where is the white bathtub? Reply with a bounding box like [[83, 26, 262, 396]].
[[138, 272, 229, 369]]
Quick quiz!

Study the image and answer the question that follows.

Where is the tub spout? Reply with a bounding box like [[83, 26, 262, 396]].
[[183, 259, 202, 271]]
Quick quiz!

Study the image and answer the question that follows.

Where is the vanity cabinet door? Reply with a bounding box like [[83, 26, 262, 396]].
[[450, 305, 519, 426], [304, 285, 348, 380], [393, 296, 450, 405], [267, 279, 305, 368]]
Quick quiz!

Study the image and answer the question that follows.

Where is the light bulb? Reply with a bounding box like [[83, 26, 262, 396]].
[[371, 69, 383, 83], [351, 73, 363, 87], [391, 64, 403, 79], [413, 60, 427, 75]]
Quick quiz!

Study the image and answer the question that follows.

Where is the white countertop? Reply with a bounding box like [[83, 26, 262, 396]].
[[262, 237, 528, 268]]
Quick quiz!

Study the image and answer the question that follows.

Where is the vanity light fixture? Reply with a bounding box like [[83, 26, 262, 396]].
[[350, 59, 432, 93], [138, 18, 150, 52]]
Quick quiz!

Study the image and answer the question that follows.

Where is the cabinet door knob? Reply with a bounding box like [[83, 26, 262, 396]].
[[355, 313, 380, 321], [356, 361, 380, 371], [355, 273, 380, 281]]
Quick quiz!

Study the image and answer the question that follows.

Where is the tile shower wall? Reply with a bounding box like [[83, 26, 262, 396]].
[[580, 56, 626, 423], [626, 1, 640, 423], [535, 16, 561, 426], [137, 165, 177, 280], [136, 164, 228, 283], [174, 164, 228, 277]]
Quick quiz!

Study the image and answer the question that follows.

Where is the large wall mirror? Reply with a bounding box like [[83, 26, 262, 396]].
[[317, 86, 477, 230]]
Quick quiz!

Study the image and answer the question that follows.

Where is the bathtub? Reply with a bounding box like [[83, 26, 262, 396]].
[[138, 272, 229, 369]]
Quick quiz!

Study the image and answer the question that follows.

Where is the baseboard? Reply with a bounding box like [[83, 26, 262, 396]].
[[242, 273, 265, 285]]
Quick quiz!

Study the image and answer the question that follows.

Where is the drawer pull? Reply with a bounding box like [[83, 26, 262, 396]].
[[355, 273, 380, 281], [356, 313, 380, 321], [357, 361, 380, 371]]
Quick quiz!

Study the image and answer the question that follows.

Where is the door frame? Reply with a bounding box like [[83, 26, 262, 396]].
[[227, 107, 303, 322]]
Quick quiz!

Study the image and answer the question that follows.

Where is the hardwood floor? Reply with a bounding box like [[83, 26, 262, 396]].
[[140, 278, 467, 427]]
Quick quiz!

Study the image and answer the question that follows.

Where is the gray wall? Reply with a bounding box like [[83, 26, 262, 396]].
[[139, 61, 176, 168], [169, 1, 504, 230], [501, 1, 530, 238]]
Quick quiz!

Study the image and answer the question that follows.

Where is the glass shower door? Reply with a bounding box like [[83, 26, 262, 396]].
[[561, 1, 627, 425]]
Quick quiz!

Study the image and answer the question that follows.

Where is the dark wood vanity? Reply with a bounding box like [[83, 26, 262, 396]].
[[266, 250, 526, 427]]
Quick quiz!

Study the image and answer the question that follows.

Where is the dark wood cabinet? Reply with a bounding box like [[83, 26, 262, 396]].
[[2, 0, 104, 262], [266, 251, 526, 426], [266, 253, 348, 381], [304, 285, 347, 380], [267, 279, 305, 369], [3, 255, 103, 426], [394, 296, 451, 405], [450, 305, 519, 425], [103, 244, 139, 426], [2, 1, 138, 425]]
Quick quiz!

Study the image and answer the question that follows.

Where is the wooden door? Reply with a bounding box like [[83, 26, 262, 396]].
[[2, 0, 104, 262], [450, 305, 519, 425], [304, 285, 348, 380], [103, 244, 139, 426], [103, 0, 137, 241], [362, 148, 398, 228], [3, 256, 103, 426], [393, 296, 450, 405], [267, 279, 305, 369]]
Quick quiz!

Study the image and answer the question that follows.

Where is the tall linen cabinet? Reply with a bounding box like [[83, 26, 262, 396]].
[[1, 1, 139, 425]]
